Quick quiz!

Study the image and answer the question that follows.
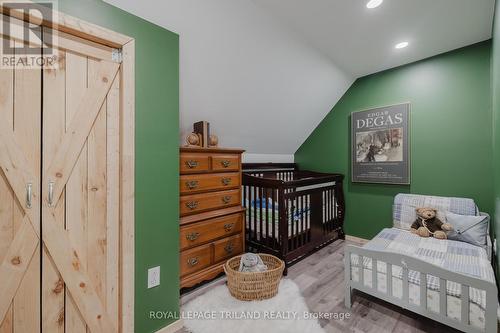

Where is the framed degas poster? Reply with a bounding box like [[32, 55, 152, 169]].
[[351, 103, 410, 185]]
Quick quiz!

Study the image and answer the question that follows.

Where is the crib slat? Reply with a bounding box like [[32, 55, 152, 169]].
[[271, 189, 276, 246], [301, 196, 304, 246], [291, 199, 295, 250], [330, 188, 334, 228], [334, 189, 338, 225], [420, 273, 427, 309], [291, 198, 295, 249], [322, 191, 325, 223], [372, 259, 377, 290], [299, 195, 303, 246], [387, 263, 393, 297], [244, 185, 248, 236], [304, 195, 308, 245], [359, 255, 364, 286], [264, 188, 269, 247], [461, 284, 469, 325], [440, 278, 447, 316], [402, 267, 409, 304], [248, 186, 252, 239], [259, 187, 263, 242], [253, 186, 258, 240], [328, 189, 332, 228], [299, 196, 303, 247]]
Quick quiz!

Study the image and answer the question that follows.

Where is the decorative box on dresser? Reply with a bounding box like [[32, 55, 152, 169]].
[[179, 147, 246, 289]]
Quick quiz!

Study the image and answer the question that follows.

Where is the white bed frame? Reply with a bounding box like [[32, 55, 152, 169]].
[[344, 244, 498, 333]]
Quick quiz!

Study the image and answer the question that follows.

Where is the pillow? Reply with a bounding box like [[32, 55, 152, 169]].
[[445, 212, 488, 247]]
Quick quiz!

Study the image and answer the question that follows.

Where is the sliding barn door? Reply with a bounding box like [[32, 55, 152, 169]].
[[41, 29, 122, 333], [0, 11, 130, 333]]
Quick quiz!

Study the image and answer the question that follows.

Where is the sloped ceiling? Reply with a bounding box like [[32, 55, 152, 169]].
[[104, 0, 494, 158], [104, 0, 354, 158]]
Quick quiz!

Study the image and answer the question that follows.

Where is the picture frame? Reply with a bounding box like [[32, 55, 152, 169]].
[[351, 103, 411, 185]]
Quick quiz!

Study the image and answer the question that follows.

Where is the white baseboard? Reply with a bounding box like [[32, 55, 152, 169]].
[[155, 319, 184, 333], [345, 235, 369, 246]]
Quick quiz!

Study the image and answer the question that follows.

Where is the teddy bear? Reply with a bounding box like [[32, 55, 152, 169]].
[[410, 207, 453, 239]]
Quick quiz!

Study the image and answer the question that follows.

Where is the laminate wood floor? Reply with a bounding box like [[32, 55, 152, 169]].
[[176, 240, 486, 333]]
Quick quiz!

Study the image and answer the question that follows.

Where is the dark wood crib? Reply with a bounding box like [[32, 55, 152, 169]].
[[242, 163, 345, 270]]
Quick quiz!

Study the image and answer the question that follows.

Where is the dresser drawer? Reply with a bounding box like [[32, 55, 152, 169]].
[[180, 172, 240, 195], [211, 154, 240, 172], [180, 153, 210, 174], [213, 234, 243, 263], [180, 213, 243, 250], [180, 244, 212, 277], [180, 189, 240, 216]]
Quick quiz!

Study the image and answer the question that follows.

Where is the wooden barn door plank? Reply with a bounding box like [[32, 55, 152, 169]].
[[87, 57, 109, 321], [106, 71, 121, 328], [64, 51, 89, 333], [0, 42, 14, 333], [42, 46, 66, 333], [12, 40, 41, 333]]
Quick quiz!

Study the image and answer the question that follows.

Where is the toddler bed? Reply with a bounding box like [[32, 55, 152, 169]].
[[345, 194, 497, 333], [242, 163, 345, 269]]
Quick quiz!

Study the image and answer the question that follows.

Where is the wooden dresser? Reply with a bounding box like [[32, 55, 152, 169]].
[[179, 147, 245, 289]]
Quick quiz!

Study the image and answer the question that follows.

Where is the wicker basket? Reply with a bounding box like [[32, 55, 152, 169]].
[[224, 253, 285, 301]]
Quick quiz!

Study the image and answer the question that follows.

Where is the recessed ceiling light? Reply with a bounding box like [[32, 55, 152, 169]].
[[395, 42, 409, 49], [366, 0, 383, 9]]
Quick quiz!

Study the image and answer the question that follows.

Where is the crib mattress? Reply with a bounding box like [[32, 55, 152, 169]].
[[349, 228, 496, 330]]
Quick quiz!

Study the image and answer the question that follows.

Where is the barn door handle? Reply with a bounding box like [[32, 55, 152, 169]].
[[26, 183, 32, 209], [48, 181, 55, 207]]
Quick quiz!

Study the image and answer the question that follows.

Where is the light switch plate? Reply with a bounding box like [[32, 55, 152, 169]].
[[148, 266, 160, 289]]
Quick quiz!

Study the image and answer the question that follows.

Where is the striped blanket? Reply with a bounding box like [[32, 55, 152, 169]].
[[351, 228, 495, 309]]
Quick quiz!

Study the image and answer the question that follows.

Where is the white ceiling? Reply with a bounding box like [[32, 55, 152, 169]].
[[104, 0, 495, 159], [104, 0, 353, 157], [252, 0, 495, 77]]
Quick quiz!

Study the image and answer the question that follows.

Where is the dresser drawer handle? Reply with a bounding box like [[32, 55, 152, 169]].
[[221, 196, 231, 204], [224, 243, 234, 254], [221, 177, 232, 186], [185, 180, 199, 190], [187, 257, 199, 267], [220, 160, 231, 168], [185, 160, 199, 169], [186, 201, 199, 210], [186, 232, 200, 241], [223, 223, 235, 232]]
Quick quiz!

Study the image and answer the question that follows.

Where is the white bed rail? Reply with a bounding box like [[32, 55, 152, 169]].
[[344, 245, 498, 333]]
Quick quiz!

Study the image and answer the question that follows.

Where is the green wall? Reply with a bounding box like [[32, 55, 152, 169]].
[[56, 1, 180, 332], [492, 0, 500, 269], [296, 42, 493, 239]]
